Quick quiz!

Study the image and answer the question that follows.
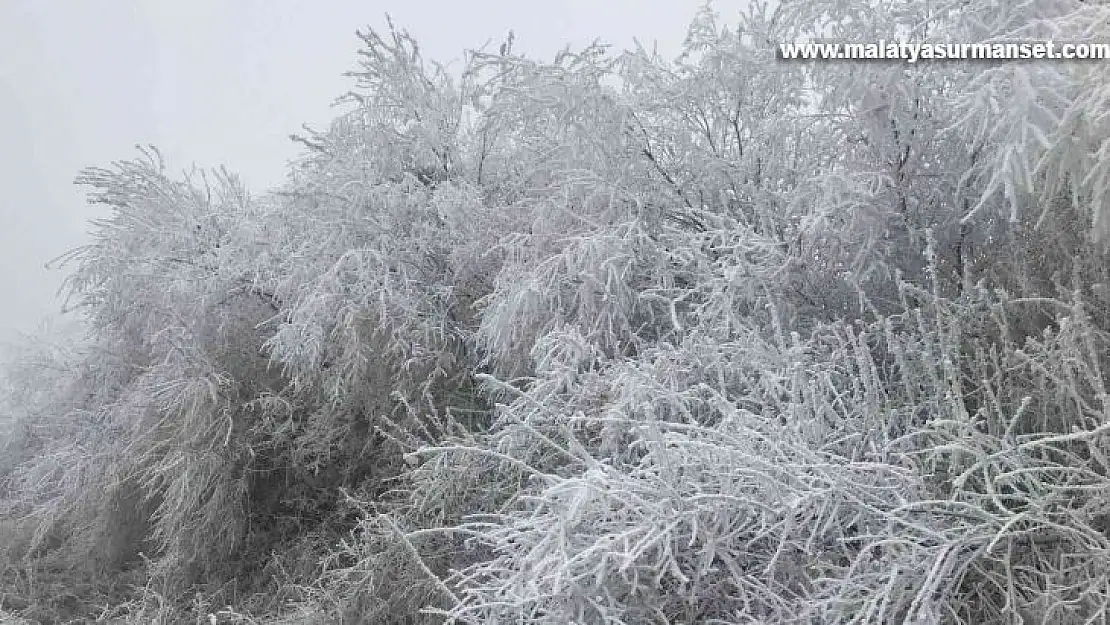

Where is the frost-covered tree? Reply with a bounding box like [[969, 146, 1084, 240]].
[[2, 1, 1110, 623]]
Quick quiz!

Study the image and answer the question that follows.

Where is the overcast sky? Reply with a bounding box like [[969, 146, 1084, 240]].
[[0, 0, 745, 339]]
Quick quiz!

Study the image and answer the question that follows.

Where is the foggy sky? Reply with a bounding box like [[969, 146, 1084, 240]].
[[0, 0, 745, 339]]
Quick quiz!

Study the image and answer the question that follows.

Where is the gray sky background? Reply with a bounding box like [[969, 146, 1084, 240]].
[[0, 0, 745, 340]]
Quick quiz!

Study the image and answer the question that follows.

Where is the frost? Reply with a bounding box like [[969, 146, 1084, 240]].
[[2, 1, 1110, 623]]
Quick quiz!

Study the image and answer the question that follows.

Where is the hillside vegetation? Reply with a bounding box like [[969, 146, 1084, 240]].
[[3, 1, 1110, 623]]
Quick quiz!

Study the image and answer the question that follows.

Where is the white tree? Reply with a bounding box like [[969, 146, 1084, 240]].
[[3, 2, 1110, 623]]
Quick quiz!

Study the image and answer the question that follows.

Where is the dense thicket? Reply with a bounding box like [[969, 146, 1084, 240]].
[[3, 1, 1110, 623]]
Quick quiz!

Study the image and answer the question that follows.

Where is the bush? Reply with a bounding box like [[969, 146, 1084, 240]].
[[2, 1, 1110, 622]]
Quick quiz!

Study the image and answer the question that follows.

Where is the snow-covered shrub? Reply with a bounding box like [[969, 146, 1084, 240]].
[[2, 0, 1109, 622]]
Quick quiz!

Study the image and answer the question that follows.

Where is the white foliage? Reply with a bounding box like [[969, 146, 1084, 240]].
[[4, 2, 1110, 623]]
